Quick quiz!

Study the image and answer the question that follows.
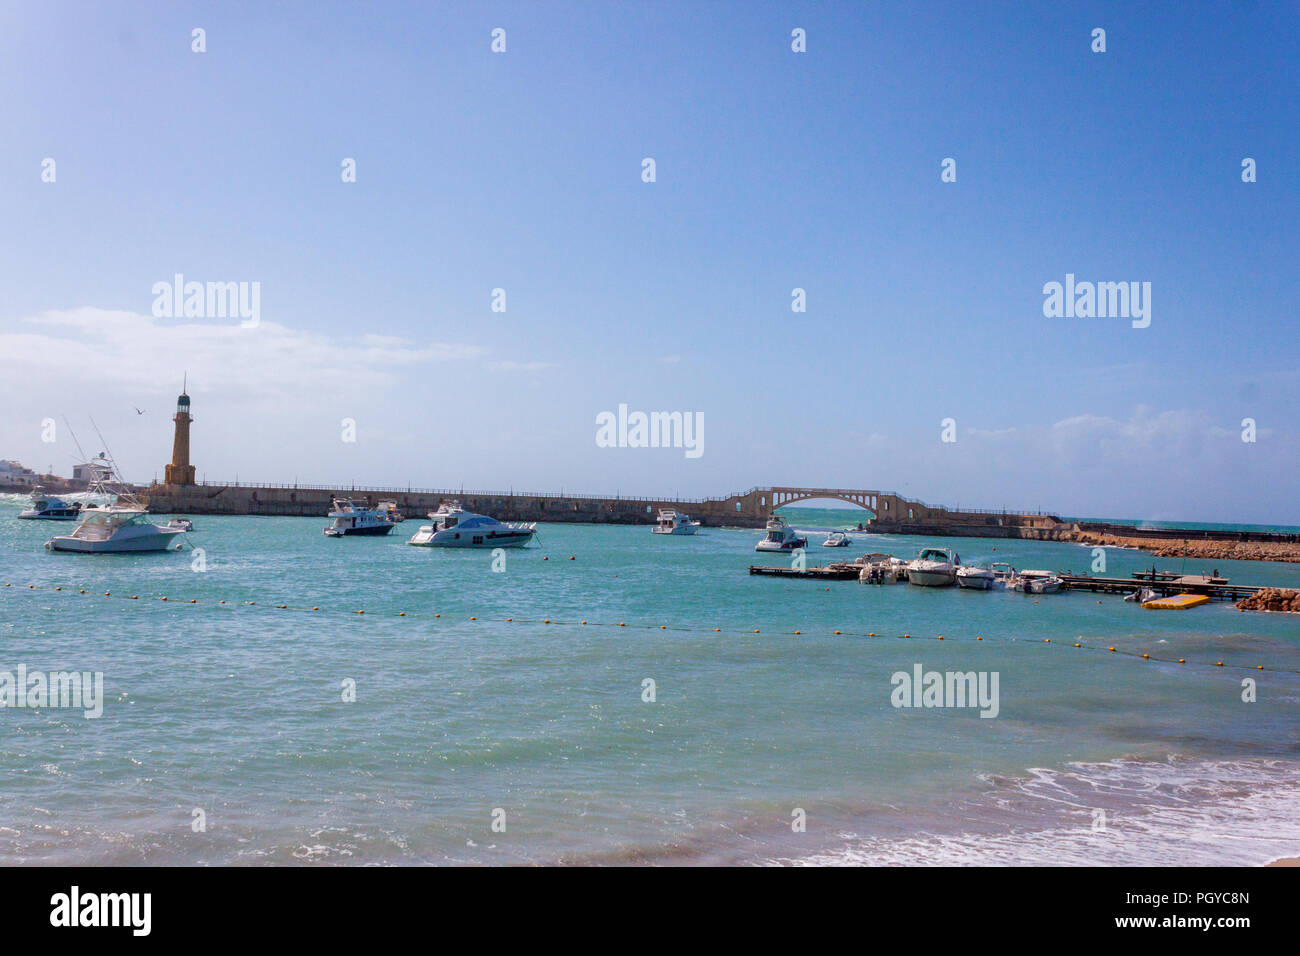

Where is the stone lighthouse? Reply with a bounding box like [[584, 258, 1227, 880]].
[[164, 381, 196, 485]]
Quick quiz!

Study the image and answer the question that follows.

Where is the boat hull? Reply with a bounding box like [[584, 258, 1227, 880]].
[[652, 526, 697, 535], [324, 523, 395, 537], [908, 567, 957, 587], [46, 531, 185, 553], [755, 539, 807, 553], [408, 529, 534, 548], [956, 573, 994, 590], [18, 512, 81, 520]]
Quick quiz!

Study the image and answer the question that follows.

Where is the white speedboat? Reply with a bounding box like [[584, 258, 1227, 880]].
[[652, 509, 700, 535], [46, 506, 186, 553], [907, 547, 960, 587], [408, 502, 536, 548], [823, 531, 851, 548], [18, 489, 82, 520], [859, 553, 906, 584], [990, 562, 1017, 589], [323, 498, 396, 537], [1125, 587, 1157, 604], [1012, 569, 1063, 594], [956, 565, 996, 590], [755, 515, 808, 553], [166, 518, 194, 532]]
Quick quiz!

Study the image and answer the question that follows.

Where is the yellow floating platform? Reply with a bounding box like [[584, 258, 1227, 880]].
[[1142, 593, 1211, 610]]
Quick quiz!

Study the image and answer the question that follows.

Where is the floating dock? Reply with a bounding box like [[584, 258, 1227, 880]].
[[1057, 575, 1260, 602], [1142, 594, 1212, 610], [748, 564, 863, 581]]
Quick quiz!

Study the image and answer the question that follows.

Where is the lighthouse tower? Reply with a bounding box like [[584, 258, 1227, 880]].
[[164, 381, 196, 486]]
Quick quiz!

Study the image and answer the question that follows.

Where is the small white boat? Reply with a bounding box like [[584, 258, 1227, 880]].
[[652, 509, 700, 535], [907, 547, 960, 587], [408, 502, 536, 548], [47, 506, 186, 553], [323, 498, 396, 537], [823, 531, 851, 548], [990, 562, 1017, 589], [1012, 569, 1063, 594], [859, 553, 906, 584], [166, 518, 194, 532], [375, 500, 405, 523], [755, 515, 808, 553], [1125, 586, 1157, 604], [956, 565, 996, 590], [18, 488, 82, 520]]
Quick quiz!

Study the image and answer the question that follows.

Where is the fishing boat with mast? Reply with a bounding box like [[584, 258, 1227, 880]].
[[45, 428, 187, 553]]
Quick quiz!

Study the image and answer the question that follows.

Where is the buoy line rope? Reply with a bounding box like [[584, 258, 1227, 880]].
[[5, 581, 1298, 676]]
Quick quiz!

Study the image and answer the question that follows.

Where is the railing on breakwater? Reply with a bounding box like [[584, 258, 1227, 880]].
[[1074, 521, 1300, 545]]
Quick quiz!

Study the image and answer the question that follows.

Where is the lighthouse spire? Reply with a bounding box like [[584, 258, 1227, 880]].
[[164, 379, 196, 486]]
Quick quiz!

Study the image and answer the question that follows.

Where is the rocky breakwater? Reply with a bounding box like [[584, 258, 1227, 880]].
[[1064, 529, 1300, 564], [1236, 588, 1300, 613]]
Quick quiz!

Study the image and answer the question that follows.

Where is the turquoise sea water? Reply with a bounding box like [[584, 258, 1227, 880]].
[[2, 499, 1298, 865]]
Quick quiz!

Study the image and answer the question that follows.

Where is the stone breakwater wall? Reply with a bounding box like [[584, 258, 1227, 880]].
[[1064, 529, 1300, 564], [1236, 588, 1300, 612]]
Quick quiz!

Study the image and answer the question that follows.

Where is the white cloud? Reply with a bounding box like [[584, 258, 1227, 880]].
[[484, 360, 555, 372], [0, 308, 485, 398]]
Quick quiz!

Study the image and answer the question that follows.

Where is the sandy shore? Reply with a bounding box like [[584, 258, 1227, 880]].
[[1068, 530, 1300, 564]]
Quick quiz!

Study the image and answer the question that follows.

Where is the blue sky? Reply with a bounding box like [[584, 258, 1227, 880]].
[[1, 1, 1296, 523]]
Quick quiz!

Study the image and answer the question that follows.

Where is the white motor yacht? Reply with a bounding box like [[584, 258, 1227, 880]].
[[755, 515, 808, 553], [1012, 569, 1064, 594], [18, 488, 82, 520], [956, 565, 996, 590], [47, 506, 186, 553], [408, 502, 536, 548], [323, 498, 396, 537], [823, 531, 851, 548], [906, 547, 961, 587], [652, 509, 700, 535], [375, 500, 405, 523]]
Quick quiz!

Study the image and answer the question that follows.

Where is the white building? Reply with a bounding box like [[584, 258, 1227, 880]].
[[73, 461, 111, 482], [0, 460, 40, 486]]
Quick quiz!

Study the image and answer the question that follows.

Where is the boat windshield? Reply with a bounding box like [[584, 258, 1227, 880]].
[[919, 549, 951, 561]]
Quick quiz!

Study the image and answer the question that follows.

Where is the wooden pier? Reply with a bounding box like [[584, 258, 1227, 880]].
[[748, 564, 863, 581], [1058, 574, 1261, 602]]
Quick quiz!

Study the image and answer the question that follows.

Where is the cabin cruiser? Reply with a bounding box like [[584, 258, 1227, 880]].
[[990, 562, 1017, 589], [323, 498, 396, 537], [18, 489, 82, 520], [375, 500, 405, 523], [652, 509, 700, 535], [1012, 569, 1063, 594], [859, 553, 907, 584], [755, 515, 808, 553], [46, 506, 186, 553], [906, 548, 960, 587], [166, 518, 194, 532], [955, 565, 996, 590], [408, 502, 536, 548], [823, 531, 851, 548]]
